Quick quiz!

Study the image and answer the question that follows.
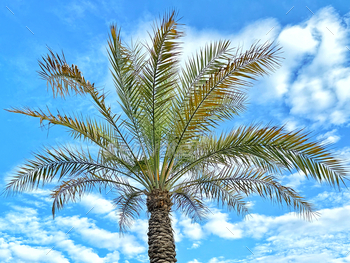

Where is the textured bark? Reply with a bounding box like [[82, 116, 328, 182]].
[[147, 189, 177, 263]]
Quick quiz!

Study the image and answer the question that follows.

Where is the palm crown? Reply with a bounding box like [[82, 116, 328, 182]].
[[3, 11, 348, 262]]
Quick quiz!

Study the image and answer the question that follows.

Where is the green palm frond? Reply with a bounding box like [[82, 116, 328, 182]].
[[140, 11, 183, 186], [165, 41, 282, 181], [107, 25, 153, 180], [2, 145, 145, 197], [178, 40, 233, 102], [175, 40, 245, 132], [107, 24, 146, 133], [169, 125, 348, 191]]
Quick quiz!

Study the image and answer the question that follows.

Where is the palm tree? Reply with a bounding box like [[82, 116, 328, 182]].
[[3, 11, 348, 263]]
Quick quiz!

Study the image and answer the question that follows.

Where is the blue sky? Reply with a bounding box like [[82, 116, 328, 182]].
[[1, 0, 350, 262]]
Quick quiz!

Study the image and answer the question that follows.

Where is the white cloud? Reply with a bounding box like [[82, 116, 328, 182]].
[[203, 209, 243, 239], [79, 194, 115, 214], [280, 172, 308, 191], [310, 190, 350, 209], [179, 216, 205, 240], [0, 205, 146, 262], [135, 253, 149, 262], [170, 212, 184, 242], [188, 241, 201, 250], [208, 257, 235, 263], [317, 129, 341, 144], [235, 205, 350, 261], [336, 147, 350, 165], [288, 9, 349, 125], [0, 237, 69, 263], [184, 199, 350, 262], [285, 6, 350, 124], [55, 239, 105, 263], [129, 219, 148, 243], [103, 251, 120, 263], [55, 215, 146, 256], [245, 201, 255, 209]]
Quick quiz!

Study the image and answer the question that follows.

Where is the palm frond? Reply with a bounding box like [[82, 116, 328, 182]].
[[177, 165, 319, 221], [6, 107, 119, 149], [37, 49, 88, 98], [165, 41, 282, 180], [170, 125, 348, 192], [140, 10, 183, 186], [178, 40, 233, 102], [171, 188, 210, 222], [37, 49, 134, 150], [107, 25, 146, 134], [24, 49, 154, 189], [173, 166, 250, 216], [50, 173, 140, 218], [113, 189, 145, 233], [107, 25, 154, 182], [2, 145, 144, 197]]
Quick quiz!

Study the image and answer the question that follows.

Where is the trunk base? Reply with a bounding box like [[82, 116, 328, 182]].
[[147, 189, 177, 263]]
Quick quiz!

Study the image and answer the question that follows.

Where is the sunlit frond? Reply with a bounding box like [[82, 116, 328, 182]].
[[169, 125, 348, 192], [7, 106, 118, 148], [139, 11, 183, 186], [178, 40, 233, 102], [165, 41, 282, 181]]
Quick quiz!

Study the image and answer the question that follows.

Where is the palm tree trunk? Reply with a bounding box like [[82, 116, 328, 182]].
[[147, 189, 177, 263]]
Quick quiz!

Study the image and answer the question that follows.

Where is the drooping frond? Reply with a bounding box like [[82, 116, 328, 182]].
[[113, 189, 145, 233], [38, 49, 91, 98], [171, 188, 210, 222], [36, 49, 134, 152], [175, 173, 249, 217], [18, 50, 153, 189], [176, 165, 319, 221], [50, 173, 141, 218]]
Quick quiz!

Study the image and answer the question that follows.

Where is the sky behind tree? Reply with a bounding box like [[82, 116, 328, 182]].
[[1, 1, 350, 262]]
